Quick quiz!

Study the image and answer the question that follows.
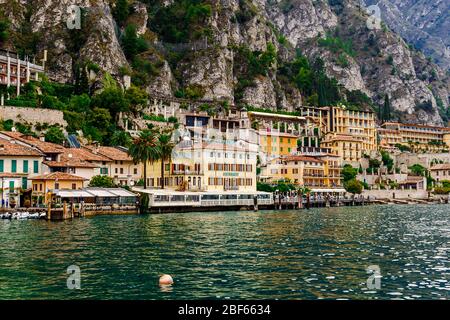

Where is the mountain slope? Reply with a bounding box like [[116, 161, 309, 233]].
[[0, 0, 448, 126], [363, 0, 450, 72]]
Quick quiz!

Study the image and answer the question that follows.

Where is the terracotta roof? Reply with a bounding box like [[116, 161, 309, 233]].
[[382, 122, 450, 132], [84, 146, 132, 161], [430, 164, 450, 170], [60, 148, 111, 162], [322, 134, 361, 142], [177, 143, 250, 152], [0, 138, 43, 157], [31, 172, 87, 181], [0, 131, 65, 154], [399, 176, 425, 184], [0, 173, 27, 178], [281, 155, 324, 163], [43, 160, 98, 168]]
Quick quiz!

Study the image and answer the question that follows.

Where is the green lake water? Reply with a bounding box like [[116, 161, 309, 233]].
[[0, 205, 449, 300]]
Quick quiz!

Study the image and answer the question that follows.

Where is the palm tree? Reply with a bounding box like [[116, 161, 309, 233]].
[[157, 131, 175, 189], [128, 129, 160, 189]]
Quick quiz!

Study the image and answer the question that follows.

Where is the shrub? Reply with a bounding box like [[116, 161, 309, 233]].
[[344, 179, 363, 194], [45, 126, 65, 145], [89, 175, 116, 188]]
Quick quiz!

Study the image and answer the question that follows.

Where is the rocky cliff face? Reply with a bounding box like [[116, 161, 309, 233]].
[[1, 0, 449, 126], [363, 0, 450, 72]]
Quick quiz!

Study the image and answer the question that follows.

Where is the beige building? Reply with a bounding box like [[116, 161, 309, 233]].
[[378, 122, 450, 151], [0, 137, 44, 189], [31, 172, 87, 205], [146, 141, 257, 192], [326, 106, 377, 153], [261, 154, 342, 188], [430, 164, 450, 185], [297, 105, 377, 162], [84, 146, 141, 186], [320, 133, 363, 165]]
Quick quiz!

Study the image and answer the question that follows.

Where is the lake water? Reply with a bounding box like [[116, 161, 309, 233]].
[[0, 205, 449, 300]]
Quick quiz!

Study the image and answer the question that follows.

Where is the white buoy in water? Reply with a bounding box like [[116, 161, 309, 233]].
[[159, 274, 174, 286]]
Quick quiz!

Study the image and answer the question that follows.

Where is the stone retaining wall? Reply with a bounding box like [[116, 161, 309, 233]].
[[362, 189, 428, 199], [0, 106, 67, 129]]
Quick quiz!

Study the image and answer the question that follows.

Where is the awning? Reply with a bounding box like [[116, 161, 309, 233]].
[[85, 189, 117, 197], [310, 188, 347, 193], [55, 190, 94, 198], [105, 188, 137, 197]]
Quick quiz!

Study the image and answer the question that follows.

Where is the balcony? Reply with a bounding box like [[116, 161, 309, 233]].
[[224, 185, 239, 191]]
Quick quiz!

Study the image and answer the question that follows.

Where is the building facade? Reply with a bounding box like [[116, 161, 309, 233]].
[[261, 155, 342, 188], [0, 50, 45, 103], [378, 122, 450, 151], [146, 141, 258, 192], [31, 172, 87, 205]]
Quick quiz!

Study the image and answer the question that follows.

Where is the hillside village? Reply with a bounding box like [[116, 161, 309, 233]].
[[2, 47, 450, 215]]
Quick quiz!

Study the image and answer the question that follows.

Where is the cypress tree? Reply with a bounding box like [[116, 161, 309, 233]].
[[383, 94, 391, 122], [114, 0, 130, 28]]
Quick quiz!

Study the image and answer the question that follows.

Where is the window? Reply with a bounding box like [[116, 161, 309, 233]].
[[9, 181, 14, 193], [100, 168, 108, 175], [120, 168, 124, 174], [72, 183, 76, 190], [39, 184, 43, 192], [55, 183, 60, 190], [115, 168, 118, 174], [22, 177, 27, 189], [0, 160, 3, 172], [134, 168, 138, 175], [33, 160, 39, 173], [11, 160, 17, 173]]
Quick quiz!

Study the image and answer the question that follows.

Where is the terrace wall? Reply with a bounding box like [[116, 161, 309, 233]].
[[0, 106, 67, 129]]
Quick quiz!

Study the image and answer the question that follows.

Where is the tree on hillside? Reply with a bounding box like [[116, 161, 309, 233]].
[[157, 132, 175, 189], [382, 94, 391, 122], [409, 164, 427, 177], [381, 150, 394, 172], [128, 129, 161, 189], [0, 19, 9, 43], [113, 0, 130, 28], [121, 24, 148, 60], [111, 130, 132, 148], [90, 88, 130, 120], [342, 164, 358, 182], [45, 127, 65, 145]]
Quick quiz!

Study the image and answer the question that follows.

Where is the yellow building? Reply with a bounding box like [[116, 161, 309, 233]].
[[297, 105, 377, 162], [378, 122, 450, 151], [321, 133, 363, 165], [145, 141, 258, 192], [326, 106, 377, 153], [31, 172, 87, 204], [261, 155, 342, 188], [258, 129, 298, 163]]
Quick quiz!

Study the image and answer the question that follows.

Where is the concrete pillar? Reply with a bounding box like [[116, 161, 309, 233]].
[[16, 55, 21, 96], [26, 61, 30, 83], [6, 56, 11, 87]]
